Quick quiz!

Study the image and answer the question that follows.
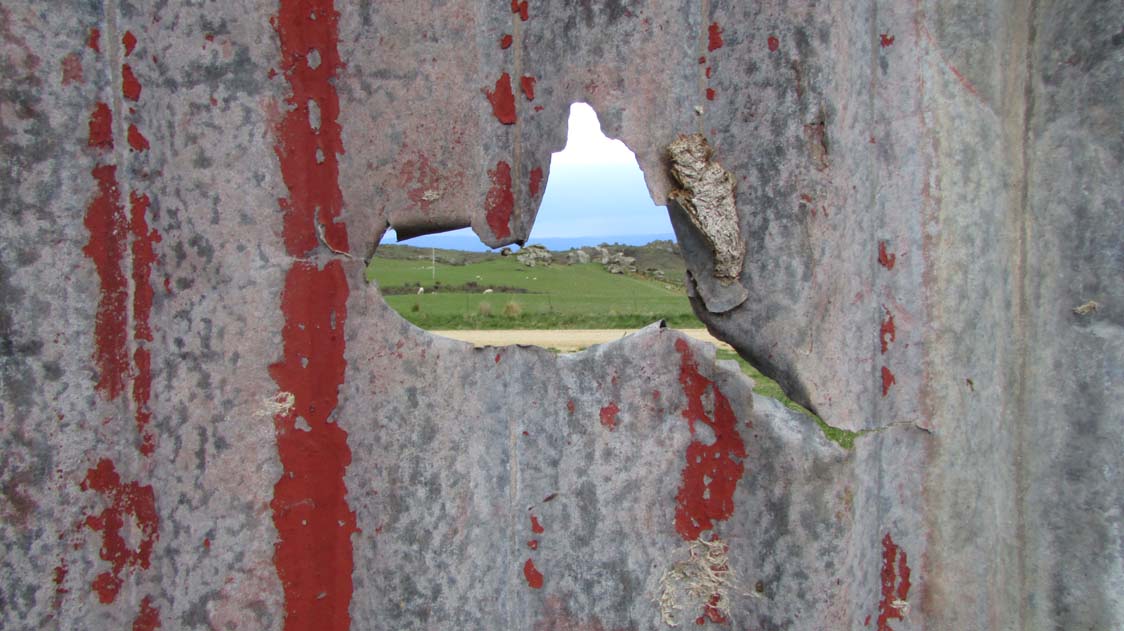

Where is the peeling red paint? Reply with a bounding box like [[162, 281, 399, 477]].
[[705, 66, 712, 79], [566, 399, 575, 414], [599, 403, 619, 431], [673, 339, 746, 541], [272, 0, 350, 257], [486, 73, 517, 125], [501, 34, 513, 49], [533, 105, 544, 112], [398, 151, 443, 209], [707, 22, 724, 51], [88, 102, 113, 149], [523, 558, 544, 589], [83, 163, 128, 401], [80, 459, 159, 604], [881, 366, 896, 397], [529, 166, 544, 197], [705, 88, 716, 101], [61, 53, 83, 85], [88, 28, 101, 53], [511, 0, 529, 21], [520, 75, 536, 101], [123, 31, 138, 56], [127, 124, 149, 151], [527, 539, 538, 550], [122, 65, 141, 101], [530, 514, 545, 534], [768, 35, 779, 52], [132, 595, 161, 631], [269, 260, 356, 631], [880, 308, 896, 354], [880, 33, 895, 48], [878, 241, 896, 270], [876, 533, 911, 631], [698, 56, 706, 64], [485, 160, 514, 239], [130, 192, 160, 455], [697, 593, 728, 624]]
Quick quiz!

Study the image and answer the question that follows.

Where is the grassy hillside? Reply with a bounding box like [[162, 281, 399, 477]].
[[366, 256, 700, 330]]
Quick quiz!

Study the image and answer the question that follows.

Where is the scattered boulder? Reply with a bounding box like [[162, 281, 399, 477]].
[[516, 244, 553, 267]]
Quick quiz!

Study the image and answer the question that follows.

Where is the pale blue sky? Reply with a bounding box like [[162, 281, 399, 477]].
[[387, 103, 670, 249]]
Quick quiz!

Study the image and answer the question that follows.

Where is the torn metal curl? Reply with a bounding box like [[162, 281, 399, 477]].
[[666, 134, 748, 313]]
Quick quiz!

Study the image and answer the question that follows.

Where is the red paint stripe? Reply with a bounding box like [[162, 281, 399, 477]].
[[80, 459, 159, 604], [269, 261, 356, 631], [88, 102, 113, 149], [879, 307, 895, 354], [486, 73, 517, 125], [485, 160, 514, 239], [529, 166, 543, 197], [520, 75, 536, 101], [673, 339, 746, 541], [132, 594, 161, 630], [876, 533, 911, 631], [707, 22, 724, 51], [83, 163, 129, 401], [273, 0, 349, 257], [122, 64, 141, 101], [523, 558, 544, 588]]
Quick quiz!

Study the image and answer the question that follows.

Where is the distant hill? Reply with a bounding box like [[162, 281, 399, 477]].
[[384, 229, 678, 252], [374, 237, 688, 286]]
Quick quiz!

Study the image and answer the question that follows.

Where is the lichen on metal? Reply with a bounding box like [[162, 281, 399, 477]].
[[666, 134, 744, 282]]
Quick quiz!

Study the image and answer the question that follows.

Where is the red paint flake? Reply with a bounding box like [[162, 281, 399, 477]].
[[486, 73, 517, 125], [273, 0, 350, 257], [767, 36, 779, 52], [530, 514, 545, 534], [877, 241, 896, 270], [673, 339, 747, 541], [599, 403, 619, 431], [205, 33, 215, 42], [269, 260, 356, 631], [865, 614, 871, 626], [520, 75, 536, 101], [881, 366, 896, 397], [527, 539, 538, 550], [705, 88, 716, 101], [566, 399, 575, 414], [132, 595, 161, 631], [398, 152, 443, 208], [698, 56, 706, 64], [799, 193, 813, 203], [529, 166, 544, 197], [705, 66, 712, 78], [523, 558, 544, 589], [88, 28, 101, 53], [880, 33, 895, 48], [485, 160, 514, 239], [698, 593, 728, 624], [88, 102, 114, 149], [879, 307, 896, 354], [203, 538, 211, 549], [495, 353, 502, 363], [79, 459, 159, 604], [53, 560, 69, 604], [122, 65, 141, 101], [61, 53, 83, 85], [511, 0, 529, 21], [533, 105, 544, 112], [163, 276, 171, 293], [500, 34, 513, 49], [707, 22, 724, 51], [876, 533, 911, 631], [122, 31, 138, 57], [127, 124, 149, 151], [83, 164, 128, 400]]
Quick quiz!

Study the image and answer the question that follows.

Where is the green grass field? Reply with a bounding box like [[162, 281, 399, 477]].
[[366, 257, 700, 330]]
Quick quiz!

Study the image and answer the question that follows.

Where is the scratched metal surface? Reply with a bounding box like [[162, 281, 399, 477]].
[[1, 1, 1121, 630]]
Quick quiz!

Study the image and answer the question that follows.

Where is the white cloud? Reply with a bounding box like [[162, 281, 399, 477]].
[[549, 103, 638, 166]]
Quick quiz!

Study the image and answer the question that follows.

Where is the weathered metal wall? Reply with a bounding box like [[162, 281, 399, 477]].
[[1, 1, 1120, 629]]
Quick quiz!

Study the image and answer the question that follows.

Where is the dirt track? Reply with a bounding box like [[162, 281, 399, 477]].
[[428, 328, 732, 352]]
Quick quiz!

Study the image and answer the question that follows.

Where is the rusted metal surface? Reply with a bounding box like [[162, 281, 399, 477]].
[[1, 1, 1121, 630]]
